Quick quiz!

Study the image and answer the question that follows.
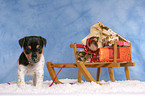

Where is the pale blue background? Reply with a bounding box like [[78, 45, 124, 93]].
[[0, 0, 145, 83]]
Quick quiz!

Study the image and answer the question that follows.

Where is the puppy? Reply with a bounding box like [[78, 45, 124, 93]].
[[17, 36, 46, 88]]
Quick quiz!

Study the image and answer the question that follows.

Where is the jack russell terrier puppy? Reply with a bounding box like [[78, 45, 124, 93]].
[[17, 36, 46, 88]]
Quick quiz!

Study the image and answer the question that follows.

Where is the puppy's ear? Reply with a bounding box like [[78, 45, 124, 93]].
[[40, 37, 47, 47], [19, 37, 25, 48]]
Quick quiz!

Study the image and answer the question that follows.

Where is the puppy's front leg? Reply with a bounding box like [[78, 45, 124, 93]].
[[17, 68, 26, 88], [35, 70, 44, 88], [33, 73, 37, 86]]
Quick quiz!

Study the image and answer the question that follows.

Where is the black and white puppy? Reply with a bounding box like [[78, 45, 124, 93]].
[[17, 36, 46, 88]]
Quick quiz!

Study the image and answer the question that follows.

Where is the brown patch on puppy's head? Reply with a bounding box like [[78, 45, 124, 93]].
[[19, 36, 46, 63]]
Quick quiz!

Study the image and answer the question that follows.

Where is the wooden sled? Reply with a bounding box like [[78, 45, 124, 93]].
[[46, 40, 135, 84]]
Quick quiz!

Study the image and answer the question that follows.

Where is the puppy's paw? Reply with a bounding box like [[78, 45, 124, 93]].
[[36, 82, 43, 88], [17, 82, 26, 89]]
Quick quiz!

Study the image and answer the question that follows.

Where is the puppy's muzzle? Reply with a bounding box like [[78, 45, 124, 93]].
[[31, 53, 38, 63]]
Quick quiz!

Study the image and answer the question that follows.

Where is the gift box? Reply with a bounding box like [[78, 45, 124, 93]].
[[96, 47, 131, 62], [117, 41, 131, 47]]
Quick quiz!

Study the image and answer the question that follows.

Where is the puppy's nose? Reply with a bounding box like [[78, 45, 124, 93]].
[[31, 53, 37, 63], [32, 57, 37, 63]]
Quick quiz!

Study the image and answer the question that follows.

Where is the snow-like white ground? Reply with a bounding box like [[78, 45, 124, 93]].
[[0, 79, 145, 96]]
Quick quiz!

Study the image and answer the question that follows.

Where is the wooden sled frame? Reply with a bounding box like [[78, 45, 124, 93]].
[[46, 40, 135, 84]]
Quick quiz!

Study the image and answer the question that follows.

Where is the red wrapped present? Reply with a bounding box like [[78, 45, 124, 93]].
[[96, 47, 131, 62]]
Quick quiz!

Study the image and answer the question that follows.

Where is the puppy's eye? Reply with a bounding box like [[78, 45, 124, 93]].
[[37, 47, 42, 53], [25, 48, 31, 54], [37, 48, 41, 51]]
